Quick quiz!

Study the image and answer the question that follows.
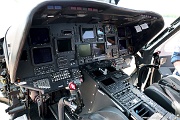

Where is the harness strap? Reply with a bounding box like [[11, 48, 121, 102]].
[[159, 83, 180, 115], [159, 77, 180, 92]]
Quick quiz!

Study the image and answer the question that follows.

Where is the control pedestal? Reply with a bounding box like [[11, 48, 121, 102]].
[[81, 60, 179, 120]]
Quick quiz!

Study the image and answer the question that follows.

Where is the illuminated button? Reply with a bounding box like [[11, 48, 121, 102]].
[[71, 7, 76, 10], [88, 8, 93, 11], [77, 7, 82, 10], [47, 6, 54, 9], [54, 6, 62, 10], [83, 8, 87, 11], [80, 78, 83, 82], [93, 8, 98, 12]]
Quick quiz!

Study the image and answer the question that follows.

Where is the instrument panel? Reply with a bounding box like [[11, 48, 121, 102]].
[[17, 23, 133, 93]]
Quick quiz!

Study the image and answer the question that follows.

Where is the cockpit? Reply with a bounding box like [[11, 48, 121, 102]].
[[1, 0, 179, 120]]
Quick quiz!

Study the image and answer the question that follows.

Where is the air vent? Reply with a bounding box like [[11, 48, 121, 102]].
[[63, 14, 77, 18]]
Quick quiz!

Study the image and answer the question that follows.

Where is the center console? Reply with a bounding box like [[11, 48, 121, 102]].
[[80, 60, 178, 120]]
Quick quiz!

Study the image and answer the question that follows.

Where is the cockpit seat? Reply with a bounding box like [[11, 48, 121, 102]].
[[144, 75, 180, 115], [80, 106, 128, 120]]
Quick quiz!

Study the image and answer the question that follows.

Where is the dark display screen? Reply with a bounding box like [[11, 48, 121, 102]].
[[119, 40, 127, 50], [118, 27, 126, 37], [107, 36, 115, 45], [92, 70, 103, 77], [30, 28, 50, 45], [82, 28, 95, 39], [57, 38, 72, 52], [33, 47, 52, 64], [92, 43, 105, 56], [78, 44, 91, 57], [106, 66, 116, 72], [101, 78, 115, 86]]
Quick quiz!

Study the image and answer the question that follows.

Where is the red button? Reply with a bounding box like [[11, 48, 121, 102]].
[[69, 82, 76, 90]]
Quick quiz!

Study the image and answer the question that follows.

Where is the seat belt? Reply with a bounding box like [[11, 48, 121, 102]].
[[163, 86, 178, 101], [160, 77, 180, 92], [159, 83, 180, 116]]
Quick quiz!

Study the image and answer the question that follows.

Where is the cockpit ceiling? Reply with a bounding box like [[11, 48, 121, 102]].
[[31, 1, 160, 26]]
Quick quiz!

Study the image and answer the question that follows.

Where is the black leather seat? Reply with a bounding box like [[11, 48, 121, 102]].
[[80, 106, 128, 120], [144, 75, 180, 115]]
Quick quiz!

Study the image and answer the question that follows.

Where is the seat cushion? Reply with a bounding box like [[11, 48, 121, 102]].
[[80, 106, 128, 120], [144, 83, 175, 114]]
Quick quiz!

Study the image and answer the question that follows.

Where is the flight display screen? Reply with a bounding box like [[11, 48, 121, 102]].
[[107, 36, 116, 45], [33, 47, 52, 64], [92, 43, 105, 56], [92, 70, 103, 77], [118, 27, 126, 37], [57, 38, 72, 52], [29, 28, 50, 45], [119, 40, 127, 50], [101, 78, 115, 86], [82, 28, 95, 39], [78, 44, 91, 57]]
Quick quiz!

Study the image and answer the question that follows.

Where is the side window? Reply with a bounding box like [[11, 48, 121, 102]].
[[123, 56, 136, 75], [155, 31, 180, 56]]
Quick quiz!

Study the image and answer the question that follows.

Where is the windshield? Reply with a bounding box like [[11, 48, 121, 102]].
[[0, 0, 179, 38], [0, 0, 117, 38], [119, 0, 180, 27]]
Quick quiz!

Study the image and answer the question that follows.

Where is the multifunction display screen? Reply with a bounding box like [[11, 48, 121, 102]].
[[82, 28, 95, 39], [119, 40, 127, 50], [30, 28, 50, 45], [101, 78, 115, 86], [33, 47, 52, 64], [57, 38, 72, 52], [107, 36, 115, 45], [92, 43, 105, 56], [78, 44, 91, 57]]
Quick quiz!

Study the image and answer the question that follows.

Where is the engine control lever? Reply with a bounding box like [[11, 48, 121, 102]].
[[99, 68, 107, 75], [69, 82, 77, 91], [58, 97, 78, 120], [64, 99, 77, 111], [68, 81, 84, 113]]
